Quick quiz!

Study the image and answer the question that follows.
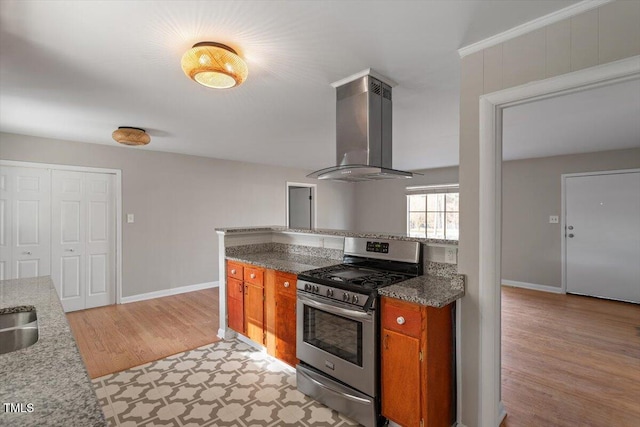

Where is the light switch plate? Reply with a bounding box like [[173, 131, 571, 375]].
[[127, 214, 134, 223], [549, 215, 559, 224]]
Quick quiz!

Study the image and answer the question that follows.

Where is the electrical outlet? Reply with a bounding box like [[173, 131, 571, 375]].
[[549, 215, 559, 224], [127, 214, 135, 224], [445, 247, 457, 264]]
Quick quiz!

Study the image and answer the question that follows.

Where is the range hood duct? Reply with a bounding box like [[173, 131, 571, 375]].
[[308, 73, 415, 182]]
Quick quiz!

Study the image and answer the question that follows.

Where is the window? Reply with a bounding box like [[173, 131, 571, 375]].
[[407, 185, 459, 240]]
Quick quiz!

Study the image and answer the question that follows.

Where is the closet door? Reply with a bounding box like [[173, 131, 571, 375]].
[[84, 173, 115, 309], [52, 170, 86, 312], [52, 170, 116, 312], [0, 166, 51, 280]]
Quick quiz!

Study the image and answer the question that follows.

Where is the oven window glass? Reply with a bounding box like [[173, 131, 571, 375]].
[[303, 305, 363, 366]]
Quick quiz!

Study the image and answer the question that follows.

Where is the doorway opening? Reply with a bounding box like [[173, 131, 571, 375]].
[[285, 182, 316, 229], [477, 56, 640, 426]]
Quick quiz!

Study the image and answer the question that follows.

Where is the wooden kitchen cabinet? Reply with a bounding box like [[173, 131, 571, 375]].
[[265, 270, 299, 366], [226, 260, 298, 366], [274, 271, 298, 366], [381, 296, 453, 427], [225, 260, 265, 344]]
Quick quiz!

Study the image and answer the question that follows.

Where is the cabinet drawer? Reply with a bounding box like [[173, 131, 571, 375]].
[[244, 266, 264, 286], [227, 261, 244, 281], [381, 297, 422, 338], [275, 272, 297, 297]]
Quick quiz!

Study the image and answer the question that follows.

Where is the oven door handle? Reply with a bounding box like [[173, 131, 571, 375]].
[[297, 294, 373, 320], [298, 366, 372, 404]]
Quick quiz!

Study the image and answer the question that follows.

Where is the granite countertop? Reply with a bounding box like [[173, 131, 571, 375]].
[[227, 252, 342, 274], [216, 225, 458, 246], [0, 276, 106, 427], [378, 274, 465, 308]]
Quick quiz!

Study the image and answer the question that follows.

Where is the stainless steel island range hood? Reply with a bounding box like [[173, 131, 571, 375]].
[[308, 70, 415, 182]]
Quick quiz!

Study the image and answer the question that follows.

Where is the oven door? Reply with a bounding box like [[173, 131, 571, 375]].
[[296, 291, 377, 397]]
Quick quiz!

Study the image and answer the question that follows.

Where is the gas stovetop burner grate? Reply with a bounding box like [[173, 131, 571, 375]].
[[300, 264, 414, 290]]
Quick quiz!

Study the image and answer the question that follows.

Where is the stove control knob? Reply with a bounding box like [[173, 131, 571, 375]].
[[326, 289, 334, 297], [343, 292, 350, 301], [352, 295, 359, 304], [304, 284, 310, 292], [313, 285, 319, 293]]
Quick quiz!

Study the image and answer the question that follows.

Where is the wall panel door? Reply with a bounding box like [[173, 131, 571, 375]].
[[0, 166, 51, 280]]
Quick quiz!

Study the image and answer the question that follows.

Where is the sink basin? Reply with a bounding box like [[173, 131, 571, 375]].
[[0, 310, 37, 330], [0, 308, 39, 354], [0, 326, 39, 354]]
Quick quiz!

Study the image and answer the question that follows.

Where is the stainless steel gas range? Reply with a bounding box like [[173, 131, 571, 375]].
[[296, 237, 423, 427]]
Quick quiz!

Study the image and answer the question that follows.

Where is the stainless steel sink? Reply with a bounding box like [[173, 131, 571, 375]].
[[0, 326, 39, 354], [0, 308, 39, 354], [0, 310, 37, 330]]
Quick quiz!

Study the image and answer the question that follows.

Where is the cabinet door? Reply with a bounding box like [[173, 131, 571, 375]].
[[227, 278, 244, 333], [382, 328, 422, 427], [275, 291, 298, 366], [244, 282, 265, 344]]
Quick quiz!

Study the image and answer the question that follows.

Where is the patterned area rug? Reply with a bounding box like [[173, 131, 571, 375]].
[[92, 339, 360, 426]]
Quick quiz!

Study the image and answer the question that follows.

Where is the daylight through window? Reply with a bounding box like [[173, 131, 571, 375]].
[[407, 186, 459, 240]]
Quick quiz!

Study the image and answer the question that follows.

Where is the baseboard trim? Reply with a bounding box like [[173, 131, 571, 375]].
[[121, 281, 219, 304], [502, 280, 563, 294]]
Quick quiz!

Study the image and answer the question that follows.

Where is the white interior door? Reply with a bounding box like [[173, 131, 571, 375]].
[[0, 166, 51, 280], [289, 186, 312, 229], [52, 170, 115, 312], [565, 171, 640, 303], [84, 173, 115, 309]]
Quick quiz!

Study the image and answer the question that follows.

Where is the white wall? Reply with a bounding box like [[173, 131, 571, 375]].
[[502, 148, 640, 288], [353, 166, 459, 234], [0, 132, 355, 297]]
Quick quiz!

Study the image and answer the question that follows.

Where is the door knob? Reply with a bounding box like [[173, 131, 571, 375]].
[[568, 234, 575, 238], [250, 273, 256, 279], [568, 226, 574, 230], [65, 249, 74, 252], [24, 251, 32, 255], [396, 316, 405, 325], [231, 269, 236, 274]]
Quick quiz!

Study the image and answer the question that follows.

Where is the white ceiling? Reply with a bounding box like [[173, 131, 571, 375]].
[[503, 78, 640, 161], [0, 0, 581, 171]]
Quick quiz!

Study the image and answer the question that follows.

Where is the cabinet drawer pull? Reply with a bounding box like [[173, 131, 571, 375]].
[[396, 316, 405, 325], [231, 269, 236, 274], [284, 281, 290, 288], [250, 273, 256, 279]]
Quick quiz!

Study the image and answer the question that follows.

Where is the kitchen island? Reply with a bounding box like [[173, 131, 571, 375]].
[[0, 276, 106, 427], [216, 226, 465, 339]]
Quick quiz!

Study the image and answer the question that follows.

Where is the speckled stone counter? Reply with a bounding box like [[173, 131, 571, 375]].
[[378, 274, 465, 308], [227, 252, 342, 274], [0, 276, 106, 427], [216, 225, 458, 245]]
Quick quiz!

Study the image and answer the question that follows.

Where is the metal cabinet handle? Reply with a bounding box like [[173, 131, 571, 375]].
[[284, 281, 290, 288], [250, 273, 256, 279], [396, 316, 405, 325], [231, 269, 236, 274]]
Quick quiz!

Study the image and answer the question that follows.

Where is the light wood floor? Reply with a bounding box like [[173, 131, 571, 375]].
[[67, 288, 220, 378], [501, 286, 640, 427]]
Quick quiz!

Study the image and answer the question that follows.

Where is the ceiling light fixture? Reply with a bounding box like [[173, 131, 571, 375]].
[[181, 42, 248, 89], [112, 127, 151, 146]]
